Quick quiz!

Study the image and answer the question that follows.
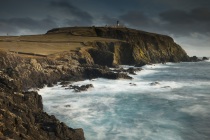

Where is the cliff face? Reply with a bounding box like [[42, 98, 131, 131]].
[[0, 49, 133, 139], [0, 51, 85, 140], [0, 27, 190, 139], [47, 27, 190, 66]]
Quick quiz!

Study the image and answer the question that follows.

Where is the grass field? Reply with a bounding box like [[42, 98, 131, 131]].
[[0, 33, 119, 57]]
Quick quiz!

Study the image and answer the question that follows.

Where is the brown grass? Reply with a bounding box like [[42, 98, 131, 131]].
[[0, 33, 119, 58]]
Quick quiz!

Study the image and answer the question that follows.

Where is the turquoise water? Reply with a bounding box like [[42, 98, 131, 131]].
[[39, 61, 210, 140]]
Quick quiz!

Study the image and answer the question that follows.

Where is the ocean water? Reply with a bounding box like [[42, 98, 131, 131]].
[[39, 60, 210, 140]]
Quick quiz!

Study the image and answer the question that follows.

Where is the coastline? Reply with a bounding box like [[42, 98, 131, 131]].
[[38, 61, 210, 140], [0, 27, 205, 139]]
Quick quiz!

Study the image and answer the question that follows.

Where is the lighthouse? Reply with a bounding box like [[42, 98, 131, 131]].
[[117, 20, 119, 27]]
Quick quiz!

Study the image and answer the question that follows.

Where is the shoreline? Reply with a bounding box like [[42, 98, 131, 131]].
[[38, 61, 210, 140], [0, 26, 206, 139]]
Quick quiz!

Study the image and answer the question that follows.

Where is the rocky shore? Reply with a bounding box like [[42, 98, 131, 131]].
[[0, 27, 193, 139]]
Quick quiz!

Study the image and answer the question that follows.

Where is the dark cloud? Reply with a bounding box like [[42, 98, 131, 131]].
[[160, 7, 210, 24], [116, 11, 161, 34], [159, 7, 210, 36], [191, 7, 210, 22], [0, 0, 209, 55], [101, 15, 119, 26], [117, 7, 210, 37], [120, 11, 153, 27], [50, 0, 93, 26], [160, 10, 193, 24], [0, 17, 57, 35]]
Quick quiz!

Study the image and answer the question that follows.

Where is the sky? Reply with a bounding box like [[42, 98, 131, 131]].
[[0, 0, 210, 56]]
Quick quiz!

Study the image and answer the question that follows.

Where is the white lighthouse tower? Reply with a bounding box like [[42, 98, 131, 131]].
[[117, 20, 119, 27]]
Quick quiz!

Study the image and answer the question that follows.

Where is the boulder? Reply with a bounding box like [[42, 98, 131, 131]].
[[189, 56, 202, 62], [150, 81, 160, 86], [202, 57, 209, 61], [129, 83, 137, 86], [66, 84, 94, 92]]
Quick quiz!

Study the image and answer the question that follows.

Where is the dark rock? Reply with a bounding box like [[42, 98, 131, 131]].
[[102, 72, 132, 79], [135, 61, 148, 67], [84, 67, 132, 80], [0, 51, 85, 140], [150, 81, 160, 86], [202, 57, 209, 61], [66, 84, 94, 92], [129, 83, 137, 86], [47, 83, 53, 87], [111, 67, 142, 75], [189, 56, 202, 62], [60, 81, 71, 87], [126, 67, 142, 75], [161, 86, 171, 89], [65, 105, 71, 107]]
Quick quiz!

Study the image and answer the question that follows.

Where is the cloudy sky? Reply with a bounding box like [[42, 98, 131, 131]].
[[0, 0, 210, 56]]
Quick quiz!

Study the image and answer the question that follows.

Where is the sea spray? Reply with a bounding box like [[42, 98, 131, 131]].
[[39, 61, 210, 140]]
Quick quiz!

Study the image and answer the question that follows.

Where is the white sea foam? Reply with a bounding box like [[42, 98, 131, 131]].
[[142, 63, 169, 69], [180, 105, 210, 117], [204, 59, 210, 62], [38, 62, 210, 140]]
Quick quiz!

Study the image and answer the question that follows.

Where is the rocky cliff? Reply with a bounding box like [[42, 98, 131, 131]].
[[1, 27, 190, 139], [0, 51, 85, 140], [0, 49, 132, 139], [47, 27, 190, 66]]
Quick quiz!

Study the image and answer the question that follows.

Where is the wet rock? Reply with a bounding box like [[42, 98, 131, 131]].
[[64, 105, 71, 107], [161, 86, 171, 89], [112, 67, 142, 75], [84, 67, 132, 80], [102, 72, 132, 79], [47, 83, 53, 87], [126, 67, 142, 75], [202, 57, 209, 61], [60, 81, 71, 87], [0, 52, 85, 140], [189, 56, 202, 62], [66, 84, 94, 92], [150, 81, 160, 86], [134, 61, 147, 67], [129, 83, 137, 86]]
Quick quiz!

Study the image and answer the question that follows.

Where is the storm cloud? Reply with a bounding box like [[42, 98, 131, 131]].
[[0, 0, 209, 56], [159, 7, 210, 36], [0, 17, 57, 35], [49, 0, 93, 26], [0, 0, 93, 35]]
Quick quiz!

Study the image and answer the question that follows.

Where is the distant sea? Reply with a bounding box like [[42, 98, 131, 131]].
[[39, 60, 210, 140]]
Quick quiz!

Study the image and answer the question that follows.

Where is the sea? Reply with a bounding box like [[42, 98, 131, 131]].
[[39, 60, 210, 140]]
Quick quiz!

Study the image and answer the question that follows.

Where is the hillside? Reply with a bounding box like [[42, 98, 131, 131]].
[[0, 27, 190, 139], [0, 27, 189, 65], [47, 27, 190, 66]]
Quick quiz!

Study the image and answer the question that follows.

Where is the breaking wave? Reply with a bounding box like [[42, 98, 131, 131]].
[[39, 61, 210, 140]]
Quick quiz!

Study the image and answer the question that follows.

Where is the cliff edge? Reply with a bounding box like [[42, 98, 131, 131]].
[[47, 27, 190, 66], [0, 51, 85, 140], [0, 27, 190, 139]]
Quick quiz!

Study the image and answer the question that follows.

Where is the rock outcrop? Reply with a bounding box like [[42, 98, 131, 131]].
[[202, 57, 209, 61], [47, 27, 190, 66], [1, 26, 191, 139], [189, 56, 202, 62], [66, 84, 94, 92], [0, 69, 85, 140], [0, 50, 131, 139]]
